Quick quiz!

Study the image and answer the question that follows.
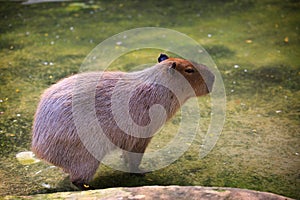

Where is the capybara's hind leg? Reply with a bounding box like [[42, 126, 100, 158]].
[[72, 180, 95, 190], [69, 158, 100, 190]]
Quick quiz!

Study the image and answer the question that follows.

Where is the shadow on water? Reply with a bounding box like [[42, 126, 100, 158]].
[[251, 65, 300, 91], [92, 170, 191, 190], [223, 63, 300, 102], [205, 45, 235, 59]]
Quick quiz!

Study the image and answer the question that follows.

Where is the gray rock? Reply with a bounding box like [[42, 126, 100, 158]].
[[4, 186, 294, 200]]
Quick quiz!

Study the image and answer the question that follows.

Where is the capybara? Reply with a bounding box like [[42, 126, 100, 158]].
[[31, 53, 215, 190]]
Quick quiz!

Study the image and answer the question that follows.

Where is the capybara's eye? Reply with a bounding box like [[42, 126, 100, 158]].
[[184, 68, 195, 73]]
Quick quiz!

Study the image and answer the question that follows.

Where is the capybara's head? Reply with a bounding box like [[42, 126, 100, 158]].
[[158, 53, 215, 97]]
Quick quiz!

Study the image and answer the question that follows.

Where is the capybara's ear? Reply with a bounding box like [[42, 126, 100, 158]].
[[168, 62, 176, 75], [171, 62, 176, 69], [158, 53, 169, 63]]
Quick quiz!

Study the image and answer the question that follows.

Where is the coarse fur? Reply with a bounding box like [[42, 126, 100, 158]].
[[31, 54, 215, 190]]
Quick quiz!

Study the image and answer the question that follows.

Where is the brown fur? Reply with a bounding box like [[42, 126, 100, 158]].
[[31, 55, 214, 189]]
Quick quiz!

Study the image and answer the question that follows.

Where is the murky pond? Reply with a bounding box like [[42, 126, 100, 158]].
[[0, 0, 299, 198]]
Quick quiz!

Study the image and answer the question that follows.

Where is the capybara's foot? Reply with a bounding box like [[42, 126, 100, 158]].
[[129, 168, 147, 177], [72, 181, 95, 190]]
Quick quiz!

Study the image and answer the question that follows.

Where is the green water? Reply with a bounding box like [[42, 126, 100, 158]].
[[0, 0, 299, 198]]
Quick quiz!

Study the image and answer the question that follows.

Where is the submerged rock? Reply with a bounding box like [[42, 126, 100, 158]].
[[4, 186, 294, 200]]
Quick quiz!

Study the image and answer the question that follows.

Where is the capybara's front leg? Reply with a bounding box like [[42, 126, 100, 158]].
[[125, 139, 151, 175], [127, 152, 145, 174]]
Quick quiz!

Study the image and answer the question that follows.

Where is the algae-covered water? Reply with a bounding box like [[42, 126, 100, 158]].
[[0, 0, 299, 198]]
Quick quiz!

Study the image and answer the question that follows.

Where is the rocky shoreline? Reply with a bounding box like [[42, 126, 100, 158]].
[[4, 186, 294, 200]]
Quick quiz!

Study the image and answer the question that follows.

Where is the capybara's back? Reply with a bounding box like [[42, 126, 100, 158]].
[[32, 54, 215, 190]]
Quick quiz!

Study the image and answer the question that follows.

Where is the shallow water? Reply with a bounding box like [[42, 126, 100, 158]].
[[0, 0, 299, 198]]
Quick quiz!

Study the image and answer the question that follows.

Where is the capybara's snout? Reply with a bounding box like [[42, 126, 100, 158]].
[[204, 68, 215, 93], [195, 64, 215, 95]]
